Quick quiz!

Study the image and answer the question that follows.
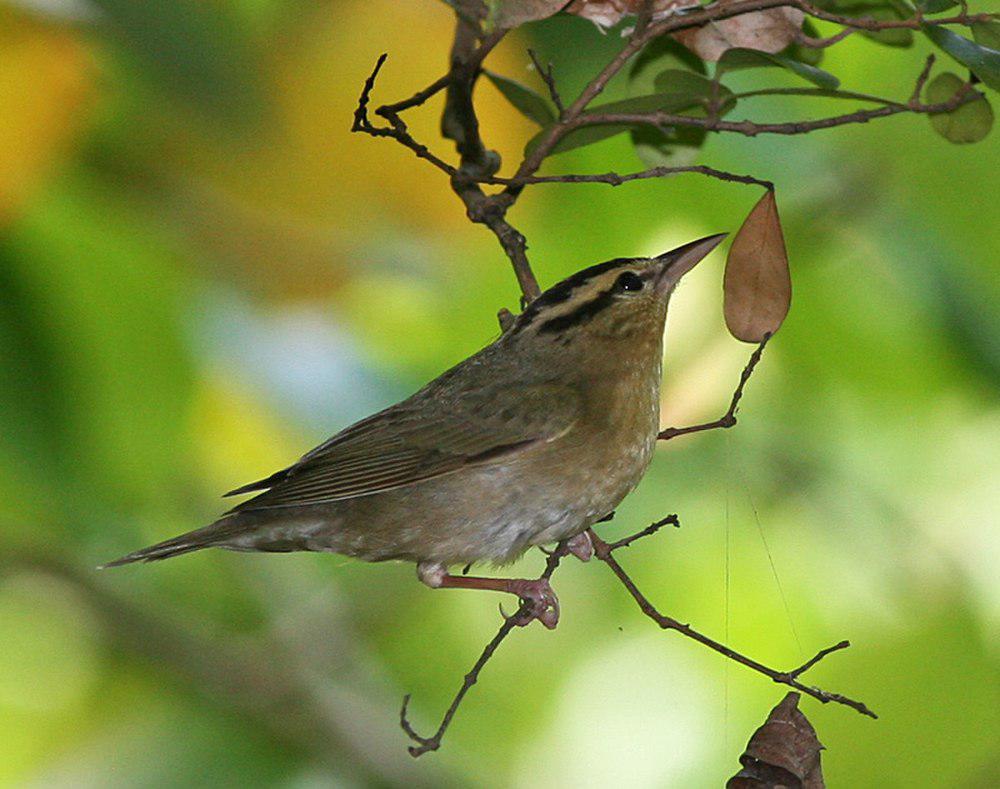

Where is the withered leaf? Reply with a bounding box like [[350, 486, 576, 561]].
[[727, 692, 825, 789], [674, 0, 804, 62], [489, 0, 567, 29], [724, 190, 791, 343], [565, 0, 689, 29]]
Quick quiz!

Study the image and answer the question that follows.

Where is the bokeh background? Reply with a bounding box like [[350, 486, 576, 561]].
[[1, 1, 998, 786]]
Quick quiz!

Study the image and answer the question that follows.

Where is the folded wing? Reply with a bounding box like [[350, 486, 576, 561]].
[[226, 383, 581, 511]]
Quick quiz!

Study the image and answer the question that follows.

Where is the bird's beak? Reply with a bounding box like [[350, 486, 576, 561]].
[[652, 233, 728, 292]]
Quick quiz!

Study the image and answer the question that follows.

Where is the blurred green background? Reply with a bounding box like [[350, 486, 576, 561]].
[[1, 1, 997, 786]]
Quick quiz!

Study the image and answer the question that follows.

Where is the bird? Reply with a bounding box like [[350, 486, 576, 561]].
[[102, 233, 726, 628]]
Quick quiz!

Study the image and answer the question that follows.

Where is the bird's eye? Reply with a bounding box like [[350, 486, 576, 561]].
[[614, 271, 644, 293]]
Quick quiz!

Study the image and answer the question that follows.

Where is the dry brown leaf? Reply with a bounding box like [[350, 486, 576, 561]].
[[673, 1, 804, 61], [565, 0, 691, 29], [724, 190, 791, 343], [727, 693, 825, 789], [490, 0, 570, 29]]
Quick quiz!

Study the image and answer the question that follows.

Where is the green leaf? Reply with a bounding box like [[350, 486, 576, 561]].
[[484, 70, 556, 126], [630, 126, 707, 169], [926, 72, 994, 143], [526, 80, 730, 156], [971, 21, 1000, 52], [716, 48, 841, 89], [915, 0, 958, 12], [859, 7, 914, 47], [785, 19, 826, 66], [923, 25, 1000, 93], [629, 37, 706, 99]]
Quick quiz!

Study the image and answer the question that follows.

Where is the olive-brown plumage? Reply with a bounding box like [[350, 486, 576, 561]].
[[104, 234, 726, 627]]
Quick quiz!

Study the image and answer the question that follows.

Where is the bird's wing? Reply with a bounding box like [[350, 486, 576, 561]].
[[226, 383, 581, 511]]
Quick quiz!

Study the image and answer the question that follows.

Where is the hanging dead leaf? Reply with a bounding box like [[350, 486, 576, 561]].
[[724, 190, 791, 343], [727, 693, 825, 789], [674, 1, 804, 61]]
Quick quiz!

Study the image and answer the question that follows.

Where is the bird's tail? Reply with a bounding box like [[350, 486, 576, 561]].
[[99, 519, 241, 569]]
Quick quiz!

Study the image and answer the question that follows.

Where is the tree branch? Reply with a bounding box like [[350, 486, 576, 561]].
[[587, 528, 877, 718]]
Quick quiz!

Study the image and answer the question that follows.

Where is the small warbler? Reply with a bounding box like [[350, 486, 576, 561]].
[[104, 234, 726, 627]]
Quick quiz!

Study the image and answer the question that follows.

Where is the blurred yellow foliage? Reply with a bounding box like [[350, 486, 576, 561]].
[[0, 11, 95, 224]]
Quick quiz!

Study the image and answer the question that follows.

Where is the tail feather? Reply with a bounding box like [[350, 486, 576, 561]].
[[99, 520, 239, 569]]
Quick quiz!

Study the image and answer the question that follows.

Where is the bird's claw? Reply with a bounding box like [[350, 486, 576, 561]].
[[503, 578, 560, 629]]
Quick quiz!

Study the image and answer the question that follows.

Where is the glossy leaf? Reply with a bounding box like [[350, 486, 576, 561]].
[[971, 21, 1000, 52], [926, 72, 994, 144], [484, 71, 556, 126], [923, 25, 1000, 93], [716, 48, 840, 89], [915, 0, 958, 12], [724, 190, 792, 343]]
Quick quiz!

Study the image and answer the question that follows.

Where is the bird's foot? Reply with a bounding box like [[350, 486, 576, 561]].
[[566, 531, 593, 562], [503, 578, 560, 629], [417, 562, 560, 629]]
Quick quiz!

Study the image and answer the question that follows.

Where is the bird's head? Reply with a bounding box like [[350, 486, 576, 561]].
[[510, 233, 726, 346]]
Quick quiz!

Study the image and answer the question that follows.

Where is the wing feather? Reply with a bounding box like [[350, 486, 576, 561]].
[[226, 382, 580, 512]]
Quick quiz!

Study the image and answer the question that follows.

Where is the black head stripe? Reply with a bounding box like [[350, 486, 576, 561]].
[[538, 290, 615, 334], [515, 258, 633, 332]]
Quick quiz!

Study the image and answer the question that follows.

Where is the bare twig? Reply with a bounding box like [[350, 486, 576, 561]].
[[399, 541, 571, 757], [587, 529, 877, 718], [659, 334, 770, 440], [477, 164, 775, 190], [794, 26, 855, 49], [910, 54, 937, 107], [528, 48, 565, 116], [604, 513, 680, 551]]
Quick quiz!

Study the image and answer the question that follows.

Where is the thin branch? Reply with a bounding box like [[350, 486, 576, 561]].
[[399, 541, 571, 757], [542, 85, 976, 141], [603, 513, 680, 551], [528, 48, 565, 117], [659, 334, 770, 441], [794, 26, 856, 49], [475, 164, 775, 190], [910, 54, 937, 107], [784, 640, 852, 680], [587, 529, 877, 718], [352, 55, 459, 177]]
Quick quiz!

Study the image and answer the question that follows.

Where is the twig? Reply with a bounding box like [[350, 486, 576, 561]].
[[910, 54, 937, 107], [783, 640, 852, 680], [658, 334, 770, 440], [794, 27, 855, 49], [604, 513, 680, 551], [587, 529, 877, 718], [476, 164, 775, 190], [539, 84, 977, 142], [528, 48, 564, 116], [399, 541, 571, 757]]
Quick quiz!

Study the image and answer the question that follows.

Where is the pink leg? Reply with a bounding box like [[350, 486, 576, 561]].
[[417, 562, 560, 629]]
